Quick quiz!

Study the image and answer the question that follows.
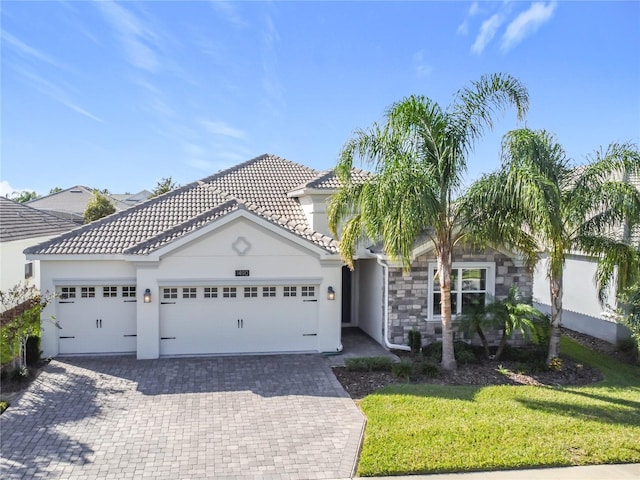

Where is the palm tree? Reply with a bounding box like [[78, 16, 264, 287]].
[[486, 285, 548, 360], [463, 129, 640, 363], [327, 73, 529, 370]]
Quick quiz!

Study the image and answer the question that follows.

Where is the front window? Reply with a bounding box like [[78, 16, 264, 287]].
[[430, 264, 492, 319]]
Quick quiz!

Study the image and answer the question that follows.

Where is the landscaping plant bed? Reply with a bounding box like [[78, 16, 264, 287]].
[[334, 355, 603, 399]]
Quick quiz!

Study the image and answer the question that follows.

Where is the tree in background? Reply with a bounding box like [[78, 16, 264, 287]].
[[9, 191, 38, 203], [151, 177, 179, 197], [49, 187, 63, 194], [328, 73, 529, 370], [84, 190, 116, 223], [463, 130, 640, 364]]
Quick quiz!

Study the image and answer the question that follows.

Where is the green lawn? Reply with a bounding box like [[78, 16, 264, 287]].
[[357, 337, 640, 476]]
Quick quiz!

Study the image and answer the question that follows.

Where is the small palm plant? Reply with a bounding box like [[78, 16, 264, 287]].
[[487, 285, 548, 361], [459, 300, 492, 358]]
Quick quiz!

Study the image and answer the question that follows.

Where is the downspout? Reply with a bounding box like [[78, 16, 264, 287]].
[[374, 251, 411, 351]]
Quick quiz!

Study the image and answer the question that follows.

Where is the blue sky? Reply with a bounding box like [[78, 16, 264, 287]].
[[2, 1, 639, 196]]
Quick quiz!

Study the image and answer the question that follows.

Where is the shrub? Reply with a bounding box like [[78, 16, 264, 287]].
[[345, 356, 393, 372], [423, 341, 478, 364], [391, 359, 413, 380], [408, 329, 422, 355], [9, 366, 30, 381], [455, 347, 478, 365], [0, 401, 8, 414], [618, 337, 637, 356], [548, 357, 563, 371], [417, 361, 441, 378]]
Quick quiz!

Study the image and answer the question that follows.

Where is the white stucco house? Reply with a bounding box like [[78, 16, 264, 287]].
[[532, 172, 639, 344], [26, 154, 532, 359], [0, 197, 76, 295]]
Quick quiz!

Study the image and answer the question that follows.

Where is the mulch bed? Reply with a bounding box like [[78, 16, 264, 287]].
[[333, 328, 637, 400]]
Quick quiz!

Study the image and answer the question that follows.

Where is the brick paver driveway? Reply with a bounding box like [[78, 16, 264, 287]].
[[0, 355, 365, 479]]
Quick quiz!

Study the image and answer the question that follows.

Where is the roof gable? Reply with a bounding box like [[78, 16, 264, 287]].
[[26, 154, 338, 257]]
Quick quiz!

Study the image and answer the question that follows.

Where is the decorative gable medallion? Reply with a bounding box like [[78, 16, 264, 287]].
[[232, 236, 251, 256]]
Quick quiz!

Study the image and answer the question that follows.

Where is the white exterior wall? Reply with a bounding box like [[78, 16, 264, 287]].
[[37, 214, 343, 359], [0, 235, 55, 293], [533, 254, 629, 343], [354, 258, 384, 344]]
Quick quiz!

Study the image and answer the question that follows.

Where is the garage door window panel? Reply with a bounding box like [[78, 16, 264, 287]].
[[284, 286, 297, 297], [60, 287, 76, 299], [223, 287, 237, 298], [81, 287, 95, 298], [204, 287, 218, 298], [183, 287, 197, 299], [163, 288, 178, 299], [244, 287, 257, 298], [103, 286, 118, 298], [122, 286, 136, 298], [301, 286, 315, 297], [262, 286, 276, 297]]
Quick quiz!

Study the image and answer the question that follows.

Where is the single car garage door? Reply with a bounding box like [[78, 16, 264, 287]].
[[159, 284, 319, 355], [56, 285, 137, 354]]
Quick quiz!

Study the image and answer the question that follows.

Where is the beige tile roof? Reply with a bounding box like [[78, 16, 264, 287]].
[[25, 154, 339, 256], [293, 168, 371, 190], [0, 197, 77, 242]]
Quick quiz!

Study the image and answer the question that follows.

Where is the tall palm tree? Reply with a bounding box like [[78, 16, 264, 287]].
[[327, 73, 529, 370], [463, 129, 640, 363]]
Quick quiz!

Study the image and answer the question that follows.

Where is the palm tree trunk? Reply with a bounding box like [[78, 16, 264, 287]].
[[476, 325, 491, 358], [547, 274, 563, 363], [494, 330, 508, 360], [438, 247, 457, 371]]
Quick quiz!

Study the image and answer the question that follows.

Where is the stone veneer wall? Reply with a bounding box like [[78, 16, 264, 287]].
[[387, 244, 533, 347]]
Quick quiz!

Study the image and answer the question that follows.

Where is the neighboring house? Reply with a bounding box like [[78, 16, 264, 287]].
[[26, 186, 151, 224], [0, 197, 76, 294], [532, 171, 639, 344], [110, 190, 153, 208], [26, 154, 531, 359]]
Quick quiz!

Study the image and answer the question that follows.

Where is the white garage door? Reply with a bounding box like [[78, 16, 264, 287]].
[[56, 285, 137, 354], [159, 284, 319, 355]]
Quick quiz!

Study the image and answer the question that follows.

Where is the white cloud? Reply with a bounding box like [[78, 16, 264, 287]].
[[412, 51, 433, 78], [187, 158, 216, 171], [261, 14, 285, 117], [209, 1, 248, 29], [11, 65, 103, 122], [472, 13, 505, 54], [502, 2, 557, 51], [96, 1, 160, 72], [200, 120, 246, 140], [1, 31, 67, 69], [0, 181, 36, 197], [457, 1, 480, 35]]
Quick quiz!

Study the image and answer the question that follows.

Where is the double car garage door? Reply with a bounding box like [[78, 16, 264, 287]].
[[160, 284, 319, 355], [56, 283, 319, 355]]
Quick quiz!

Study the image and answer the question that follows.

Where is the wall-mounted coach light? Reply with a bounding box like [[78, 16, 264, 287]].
[[327, 286, 335, 301]]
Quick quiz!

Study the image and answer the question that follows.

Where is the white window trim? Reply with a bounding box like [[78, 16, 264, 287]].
[[427, 262, 495, 321]]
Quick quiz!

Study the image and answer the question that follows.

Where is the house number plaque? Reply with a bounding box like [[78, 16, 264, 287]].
[[235, 270, 250, 277]]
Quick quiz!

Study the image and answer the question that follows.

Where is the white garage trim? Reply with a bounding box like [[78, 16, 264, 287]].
[[156, 277, 323, 287]]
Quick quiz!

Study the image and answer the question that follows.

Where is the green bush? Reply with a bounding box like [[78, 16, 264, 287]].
[[0, 401, 8, 414], [408, 329, 422, 355], [391, 359, 413, 380], [423, 341, 478, 364], [417, 361, 441, 378], [345, 356, 393, 372]]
